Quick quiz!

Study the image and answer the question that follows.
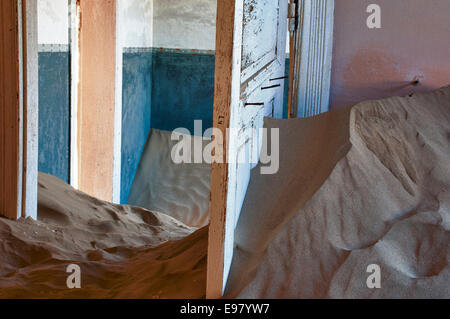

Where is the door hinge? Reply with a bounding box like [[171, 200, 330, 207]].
[[288, 2, 297, 35]]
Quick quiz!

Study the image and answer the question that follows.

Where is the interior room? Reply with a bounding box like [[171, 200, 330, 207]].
[[0, 0, 449, 300]]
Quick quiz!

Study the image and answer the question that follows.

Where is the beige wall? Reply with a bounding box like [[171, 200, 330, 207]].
[[78, 0, 116, 202], [330, 0, 450, 110]]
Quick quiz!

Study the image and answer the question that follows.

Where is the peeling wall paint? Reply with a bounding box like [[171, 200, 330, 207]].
[[153, 0, 217, 50], [119, 0, 153, 48], [38, 52, 70, 183], [38, 0, 68, 45]]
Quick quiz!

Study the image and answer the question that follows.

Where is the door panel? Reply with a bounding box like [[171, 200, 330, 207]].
[[207, 0, 288, 298], [241, 0, 280, 81]]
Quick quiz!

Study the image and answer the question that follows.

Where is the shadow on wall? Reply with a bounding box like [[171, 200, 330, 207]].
[[121, 51, 153, 204], [121, 50, 215, 204], [331, 81, 437, 108], [330, 46, 450, 109], [151, 51, 216, 135]]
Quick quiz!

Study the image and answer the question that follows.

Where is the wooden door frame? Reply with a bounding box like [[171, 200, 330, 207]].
[[207, 0, 288, 299], [69, 0, 80, 190], [207, 0, 237, 299], [287, 0, 298, 119], [0, 0, 38, 220], [288, 0, 335, 118], [76, 0, 122, 203]]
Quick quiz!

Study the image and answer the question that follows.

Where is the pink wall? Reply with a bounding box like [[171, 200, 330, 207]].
[[330, 0, 450, 110]]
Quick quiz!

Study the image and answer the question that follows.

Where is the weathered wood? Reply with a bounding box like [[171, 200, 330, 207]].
[[22, 0, 39, 220], [288, 0, 296, 118], [0, 0, 21, 219], [290, 0, 335, 118], [207, 0, 236, 299], [208, 0, 287, 298], [69, 0, 81, 190], [78, 0, 116, 202], [0, 0, 38, 220]]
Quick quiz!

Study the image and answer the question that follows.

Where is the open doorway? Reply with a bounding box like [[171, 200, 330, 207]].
[[1, 0, 450, 301], [122, 0, 217, 228], [34, 0, 220, 225]]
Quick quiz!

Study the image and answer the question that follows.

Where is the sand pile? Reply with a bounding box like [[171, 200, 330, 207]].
[[0, 86, 448, 299], [128, 129, 211, 228], [226, 86, 450, 298], [0, 173, 207, 298]]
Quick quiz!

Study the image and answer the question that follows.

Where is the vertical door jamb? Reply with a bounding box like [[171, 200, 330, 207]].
[[77, 0, 119, 202], [288, 0, 335, 118], [22, 0, 39, 220], [207, 0, 239, 299], [69, 0, 80, 189], [0, 0, 38, 220]]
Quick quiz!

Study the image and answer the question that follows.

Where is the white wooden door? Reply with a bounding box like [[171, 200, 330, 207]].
[[207, 0, 288, 298]]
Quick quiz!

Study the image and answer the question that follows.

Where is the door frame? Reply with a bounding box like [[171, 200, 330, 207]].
[[207, 0, 288, 299], [69, 0, 80, 190], [288, 0, 335, 118], [207, 0, 237, 299], [75, 0, 122, 203], [0, 0, 38, 220]]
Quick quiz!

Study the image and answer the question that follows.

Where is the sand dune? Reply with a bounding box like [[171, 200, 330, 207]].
[[226, 86, 450, 298], [0, 173, 207, 298], [0, 86, 448, 299], [128, 129, 211, 228]]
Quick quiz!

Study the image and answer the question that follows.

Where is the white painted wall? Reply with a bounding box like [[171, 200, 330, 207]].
[[38, 0, 154, 47], [120, 0, 153, 48], [38, 0, 219, 49], [38, 0, 68, 45], [153, 0, 216, 50], [152, 0, 286, 52]]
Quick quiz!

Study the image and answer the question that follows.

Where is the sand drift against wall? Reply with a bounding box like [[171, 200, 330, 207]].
[[226, 86, 450, 298], [0, 87, 448, 298], [128, 129, 211, 228]]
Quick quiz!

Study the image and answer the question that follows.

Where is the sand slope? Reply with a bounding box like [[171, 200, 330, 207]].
[[0, 173, 207, 298], [128, 129, 211, 228], [0, 87, 448, 299], [225, 86, 450, 298]]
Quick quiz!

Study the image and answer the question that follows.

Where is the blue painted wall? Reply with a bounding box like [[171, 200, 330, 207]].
[[37, 49, 288, 203], [151, 53, 289, 132], [38, 52, 70, 183], [151, 52, 215, 135], [120, 51, 215, 203], [120, 52, 289, 204], [120, 52, 153, 203]]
